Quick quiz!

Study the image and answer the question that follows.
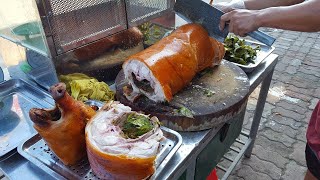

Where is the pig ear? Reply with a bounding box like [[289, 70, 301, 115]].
[[29, 108, 53, 127]]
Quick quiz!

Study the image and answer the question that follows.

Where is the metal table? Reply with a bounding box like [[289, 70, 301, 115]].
[[155, 54, 278, 180], [0, 54, 278, 180]]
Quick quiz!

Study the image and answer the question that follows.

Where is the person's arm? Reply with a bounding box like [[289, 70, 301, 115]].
[[220, 0, 320, 36], [257, 0, 320, 32], [215, 0, 304, 12], [244, 0, 304, 10]]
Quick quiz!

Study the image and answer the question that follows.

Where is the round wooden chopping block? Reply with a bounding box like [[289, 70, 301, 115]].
[[115, 60, 250, 131]]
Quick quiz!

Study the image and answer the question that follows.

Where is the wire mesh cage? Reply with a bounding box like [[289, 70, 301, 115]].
[[39, 0, 174, 54], [125, 0, 175, 27], [0, 0, 175, 88], [46, 0, 127, 54]]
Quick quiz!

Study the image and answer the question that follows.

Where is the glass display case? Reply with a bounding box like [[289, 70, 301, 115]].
[[0, 0, 175, 89], [0, 0, 49, 57]]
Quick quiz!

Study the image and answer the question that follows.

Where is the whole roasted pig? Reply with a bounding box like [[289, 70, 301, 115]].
[[29, 83, 96, 165], [123, 23, 225, 102], [85, 101, 163, 179]]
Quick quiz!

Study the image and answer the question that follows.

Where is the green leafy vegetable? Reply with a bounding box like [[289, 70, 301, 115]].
[[138, 22, 168, 46], [174, 106, 194, 118], [122, 113, 154, 139], [204, 89, 215, 97], [199, 68, 214, 76], [59, 73, 115, 102], [138, 22, 152, 42], [224, 35, 261, 65]]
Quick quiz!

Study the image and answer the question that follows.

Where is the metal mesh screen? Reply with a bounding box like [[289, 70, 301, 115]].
[[125, 0, 174, 27], [47, 0, 127, 54]]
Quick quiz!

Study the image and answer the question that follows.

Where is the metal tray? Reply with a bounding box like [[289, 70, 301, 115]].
[[0, 79, 54, 159], [18, 126, 182, 180], [226, 39, 275, 73]]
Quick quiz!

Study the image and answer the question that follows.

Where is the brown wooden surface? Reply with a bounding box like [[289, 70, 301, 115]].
[[116, 60, 250, 131]]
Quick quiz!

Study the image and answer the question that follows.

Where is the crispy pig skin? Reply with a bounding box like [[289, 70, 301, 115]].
[[85, 101, 163, 179], [29, 83, 96, 165], [86, 138, 156, 180], [123, 23, 225, 101]]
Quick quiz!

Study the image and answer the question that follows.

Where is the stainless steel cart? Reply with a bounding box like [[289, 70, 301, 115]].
[[0, 0, 278, 178], [0, 53, 278, 180]]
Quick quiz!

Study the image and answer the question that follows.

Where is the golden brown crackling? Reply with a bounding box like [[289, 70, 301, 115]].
[[29, 83, 96, 165], [124, 24, 224, 101]]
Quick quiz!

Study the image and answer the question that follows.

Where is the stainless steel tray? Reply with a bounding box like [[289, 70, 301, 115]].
[[18, 126, 182, 180], [0, 79, 54, 159], [226, 39, 275, 73]]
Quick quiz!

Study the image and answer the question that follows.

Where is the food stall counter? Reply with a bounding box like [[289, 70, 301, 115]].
[[0, 54, 278, 180]]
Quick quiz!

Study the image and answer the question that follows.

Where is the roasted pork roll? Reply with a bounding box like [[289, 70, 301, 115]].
[[85, 101, 163, 179], [29, 83, 96, 165], [123, 23, 225, 102]]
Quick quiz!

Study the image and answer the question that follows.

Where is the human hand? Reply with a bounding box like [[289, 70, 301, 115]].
[[219, 9, 261, 37]]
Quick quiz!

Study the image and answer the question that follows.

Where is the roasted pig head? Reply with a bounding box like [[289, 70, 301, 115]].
[[29, 83, 96, 165]]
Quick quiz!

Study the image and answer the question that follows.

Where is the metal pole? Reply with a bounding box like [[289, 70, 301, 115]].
[[186, 160, 196, 180], [221, 138, 252, 180], [244, 69, 274, 158]]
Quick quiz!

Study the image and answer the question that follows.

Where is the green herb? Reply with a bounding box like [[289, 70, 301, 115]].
[[138, 22, 168, 46], [204, 89, 215, 97], [174, 106, 194, 118], [192, 85, 215, 97], [138, 22, 151, 42], [122, 113, 154, 139], [199, 68, 214, 76], [224, 35, 261, 65]]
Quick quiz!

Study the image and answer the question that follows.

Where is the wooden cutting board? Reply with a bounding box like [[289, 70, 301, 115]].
[[115, 60, 250, 131]]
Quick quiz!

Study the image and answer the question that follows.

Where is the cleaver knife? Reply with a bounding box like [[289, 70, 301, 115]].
[[174, 0, 276, 46]]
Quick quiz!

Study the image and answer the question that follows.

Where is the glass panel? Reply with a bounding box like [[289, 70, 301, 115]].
[[0, 0, 50, 57]]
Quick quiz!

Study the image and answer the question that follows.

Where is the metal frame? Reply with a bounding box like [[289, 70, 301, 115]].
[[216, 131, 252, 179], [35, 0, 57, 57], [209, 55, 278, 179], [0, 54, 278, 180], [215, 55, 277, 179], [153, 54, 279, 180]]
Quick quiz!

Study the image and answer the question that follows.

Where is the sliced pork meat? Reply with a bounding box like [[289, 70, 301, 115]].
[[85, 101, 164, 180], [123, 23, 225, 102]]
